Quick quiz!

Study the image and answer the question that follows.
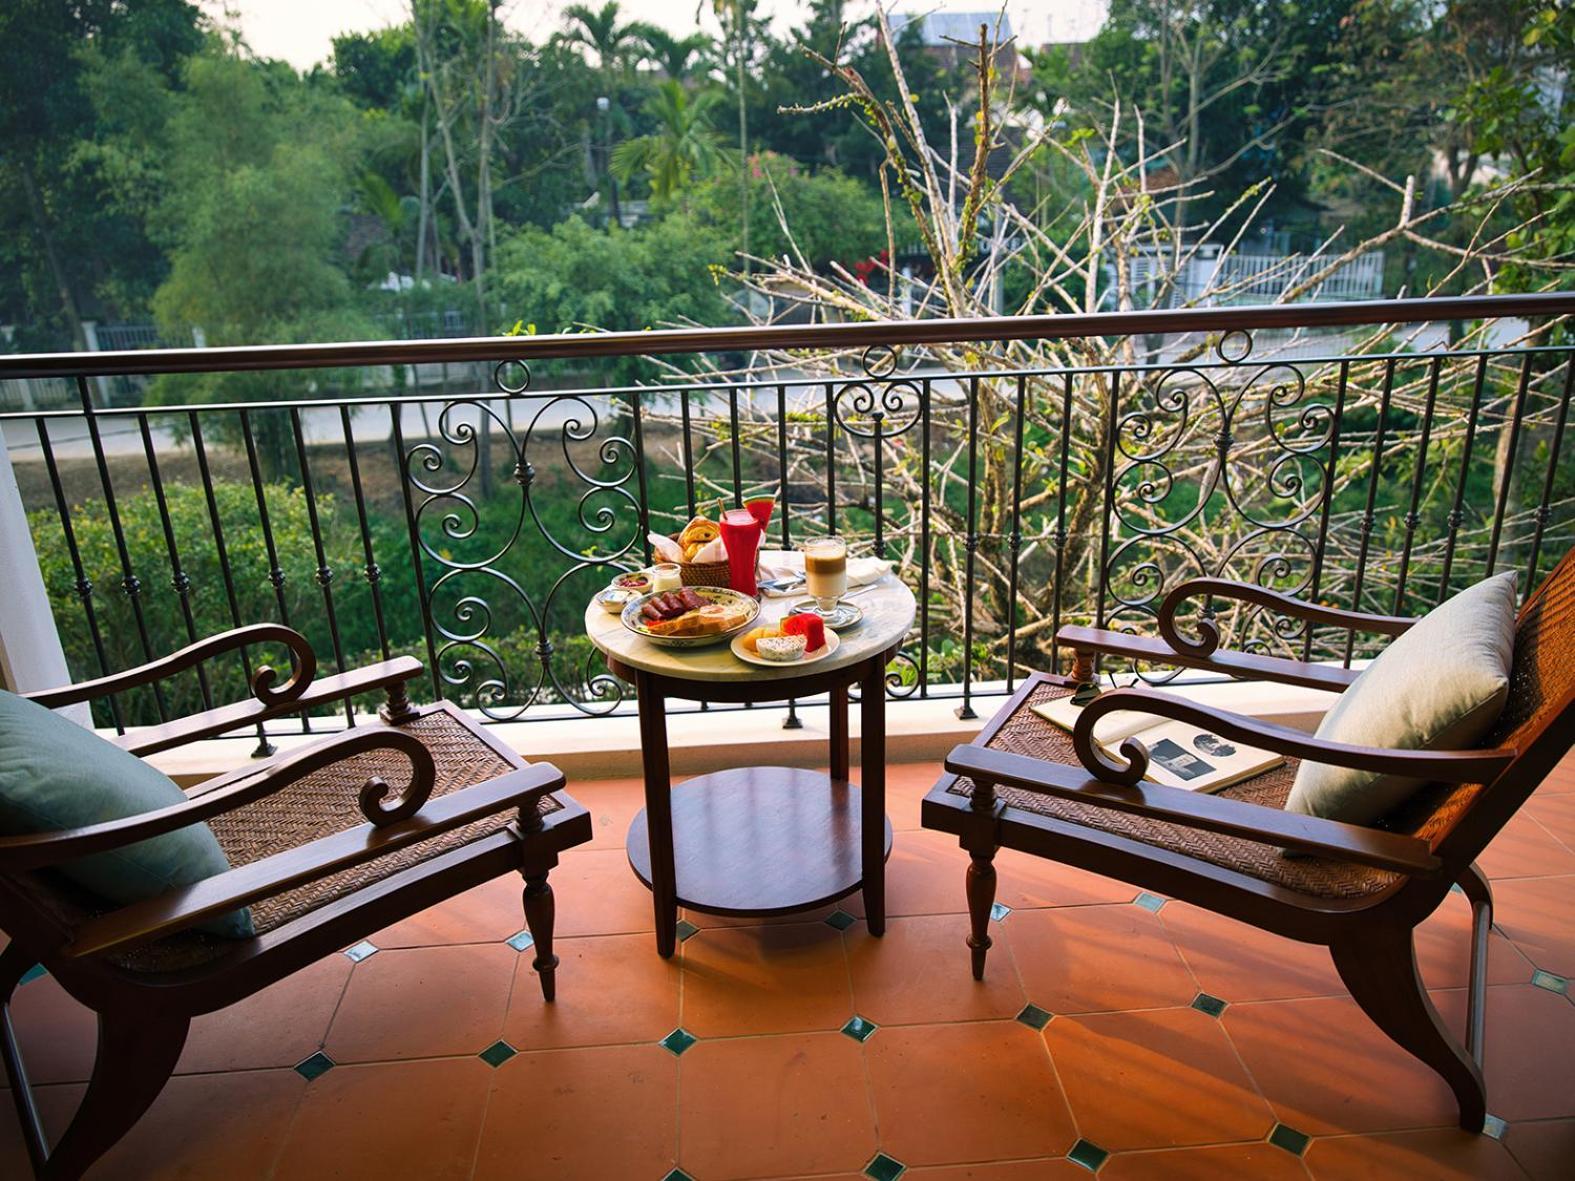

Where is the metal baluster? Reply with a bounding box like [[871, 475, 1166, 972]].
[[1524, 352, 1574, 588], [291, 408, 351, 726], [137, 415, 210, 710], [1004, 373, 1027, 692], [36, 419, 122, 731], [391, 406, 441, 701], [75, 377, 166, 721], [190, 412, 272, 755], [957, 376, 980, 720], [728, 384, 743, 507], [340, 405, 390, 661], [919, 379, 932, 696], [871, 388, 886, 559], [631, 389, 652, 564], [239, 408, 305, 731], [680, 389, 696, 516], [1438, 354, 1489, 599], [1394, 356, 1442, 615], [1094, 371, 1122, 637], [1049, 372, 1074, 675], [1303, 360, 1349, 661], [1346, 357, 1396, 665], [824, 382, 836, 535], [1486, 352, 1534, 575], [778, 384, 799, 730]]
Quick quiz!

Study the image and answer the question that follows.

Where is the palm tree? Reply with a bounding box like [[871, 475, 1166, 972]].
[[639, 27, 714, 82], [558, 2, 660, 224], [611, 81, 733, 206]]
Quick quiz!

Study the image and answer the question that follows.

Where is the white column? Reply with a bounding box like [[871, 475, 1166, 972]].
[[0, 421, 87, 722]]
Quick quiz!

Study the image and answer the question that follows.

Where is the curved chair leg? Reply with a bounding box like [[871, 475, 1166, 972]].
[[523, 872, 559, 1002], [1330, 929, 1485, 1132], [1456, 862, 1494, 1064], [964, 848, 998, 981], [44, 1010, 189, 1180]]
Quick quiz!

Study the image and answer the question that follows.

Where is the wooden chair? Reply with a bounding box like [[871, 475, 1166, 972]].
[[924, 548, 1575, 1132], [0, 625, 590, 1180]]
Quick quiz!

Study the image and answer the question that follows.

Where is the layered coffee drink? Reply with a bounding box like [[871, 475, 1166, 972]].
[[801, 537, 848, 612]]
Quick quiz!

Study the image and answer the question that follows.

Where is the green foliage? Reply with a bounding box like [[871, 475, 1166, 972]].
[[612, 81, 735, 202]]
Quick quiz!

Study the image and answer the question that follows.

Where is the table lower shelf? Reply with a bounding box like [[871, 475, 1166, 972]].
[[625, 766, 893, 916]]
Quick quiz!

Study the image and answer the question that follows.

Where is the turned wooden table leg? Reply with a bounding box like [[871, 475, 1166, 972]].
[[829, 684, 850, 783], [859, 657, 887, 936], [636, 670, 680, 958]]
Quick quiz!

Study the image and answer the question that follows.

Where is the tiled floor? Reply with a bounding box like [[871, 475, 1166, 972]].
[[4, 756, 1575, 1180]]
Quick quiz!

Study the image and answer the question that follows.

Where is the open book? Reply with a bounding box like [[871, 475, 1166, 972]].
[[1032, 694, 1285, 793]]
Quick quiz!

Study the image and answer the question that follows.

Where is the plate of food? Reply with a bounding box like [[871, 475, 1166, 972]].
[[621, 586, 760, 648], [730, 613, 840, 667]]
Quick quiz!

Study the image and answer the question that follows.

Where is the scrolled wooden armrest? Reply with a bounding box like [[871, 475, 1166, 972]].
[[944, 742, 1442, 876], [24, 624, 316, 710], [64, 761, 566, 958], [1070, 687, 1514, 788], [0, 726, 438, 874], [1158, 577, 1414, 659]]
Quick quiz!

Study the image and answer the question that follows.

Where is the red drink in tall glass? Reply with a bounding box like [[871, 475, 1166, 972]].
[[720, 508, 764, 597]]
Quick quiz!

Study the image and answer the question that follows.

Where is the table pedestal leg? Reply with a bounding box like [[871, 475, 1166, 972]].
[[860, 657, 887, 935], [829, 685, 849, 782], [636, 671, 679, 957]]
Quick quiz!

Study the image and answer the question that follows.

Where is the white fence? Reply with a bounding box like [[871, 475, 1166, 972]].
[[1125, 248, 1387, 308]]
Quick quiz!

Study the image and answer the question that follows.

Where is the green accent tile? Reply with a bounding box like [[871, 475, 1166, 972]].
[[864, 1152, 906, 1181], [293, 1051, 335, 1082], [343, 940, 379, 963], [1067, 1138, 1109, 1172], [1267, 1123, 1310, 1156], [478, 1040, 517, 1068], [1133, 892, 1166, 913], [660, 1027, 697, 1056], [990, 901, 1012, 922], [19, 964, 45, 986], [661, 1171, 695, 1181], [505, 930, 535, 953], [1449, 882, 1464, 895], [841, 1015, 879, 1043], [825, 910, 857, 931], [1531, 969, 1569, 995], [1015, 1003, 1053, 1030], [1191, 992, 1228, 1018], [676, 919, 700, 942], [1483, 1114, 1507, 1140]]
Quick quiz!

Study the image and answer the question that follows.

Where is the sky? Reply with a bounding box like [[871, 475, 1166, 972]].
[[198, 1, 1109, 71]]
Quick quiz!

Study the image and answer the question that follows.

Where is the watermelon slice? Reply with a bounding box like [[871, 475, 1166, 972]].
[[780, 612, 826, 653], [745, 497, 775, 531]]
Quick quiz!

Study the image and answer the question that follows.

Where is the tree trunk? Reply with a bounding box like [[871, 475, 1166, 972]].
[[736, 11, 751, 278], [416, 103, 432, 281], [19, 160, 87, 352]]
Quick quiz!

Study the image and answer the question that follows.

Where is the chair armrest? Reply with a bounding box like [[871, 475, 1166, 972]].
[[1157, 577, 1415, 659], [64, 760, 566, 958], [1056, 625, 1360, 692], [23, 624, 317, 711], [0, 725, 441, 873], [1068, 687, 1514, 787], [944, 743, 1442, 877]]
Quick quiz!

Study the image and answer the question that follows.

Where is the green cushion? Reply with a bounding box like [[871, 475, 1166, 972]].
[[1286, 572, 1518, 827], [0, 690, 252, 938]]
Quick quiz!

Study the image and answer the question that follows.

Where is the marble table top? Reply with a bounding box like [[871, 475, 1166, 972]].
[[584, 574, 917, 684]]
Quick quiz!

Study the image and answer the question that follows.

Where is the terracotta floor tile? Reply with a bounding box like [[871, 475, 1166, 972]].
[[69, 1069, 303, 1181], [374, 875, 524, 948], [0, 1082, 80, 1177], [680, 921, 853, 1037], [846, 913, 1026, 1026], [679, 1031, 876, 1180], [1433, 983, 1575, 1123], [905, 1162, 1090, 1180], [273, 1057, 491, 1181], [574, 775, 650, 850], [1504, 1118, 1575, 1181], [552, 847, 660, 937], [7, 973, 96, 1084], [1525, 793, 1575, 852], [1044, 1007, 1275, 1150], [1477, 811, 1575, 879], [883, 760, 946, 832], [1533, 754, 1575, 795], [474, 1043, 676, 1181], [993, 848, 1141, 910], [1489, 874, 1575, 976], [1225, 994, 1458, 1135], [1416, 891, 1536, 992], [501, 933, 679, 1050], [1303, 1128, 1528, 1180], [324, 942, 515, 1062], [1161, 902, 1344, 1002], [177, 953, 352, 1074], [845, 828, 971, 919], [1008, 903, 1197, 1015], [865, 1021, 1077, 1165], [1099, 1143, 1310, 1180]]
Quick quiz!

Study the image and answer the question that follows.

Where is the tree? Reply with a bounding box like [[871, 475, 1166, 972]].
[[639, 27, 714, 83], [558, 1, 660, 224], [612, 81, 733, 204]]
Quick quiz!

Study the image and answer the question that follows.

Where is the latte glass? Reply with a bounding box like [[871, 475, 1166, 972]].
[[800, 537, 848, 614]]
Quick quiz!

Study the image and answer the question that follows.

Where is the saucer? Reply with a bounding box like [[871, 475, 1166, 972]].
[[787, 599, 863, 629]]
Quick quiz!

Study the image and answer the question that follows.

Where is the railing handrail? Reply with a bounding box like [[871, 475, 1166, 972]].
[[1, 293, 1570, 380]]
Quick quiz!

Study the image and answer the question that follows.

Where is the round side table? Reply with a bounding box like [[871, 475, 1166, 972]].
[[585, 579, 917, 957]]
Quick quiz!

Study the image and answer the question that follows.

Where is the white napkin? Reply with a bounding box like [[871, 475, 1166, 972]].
[[648, 532, 684, 563], [756, 550, 894, 597]]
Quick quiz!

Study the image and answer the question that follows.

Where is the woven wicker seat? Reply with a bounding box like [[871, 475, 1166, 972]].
[[0, 632, 592, 1181], [925, 548, 1575, 1135]]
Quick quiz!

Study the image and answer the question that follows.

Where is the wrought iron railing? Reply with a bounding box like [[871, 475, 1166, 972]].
[[1, 294, 1571, 738]]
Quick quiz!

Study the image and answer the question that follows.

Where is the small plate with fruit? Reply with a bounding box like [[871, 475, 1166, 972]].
[[731, 613, 840, 667]]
